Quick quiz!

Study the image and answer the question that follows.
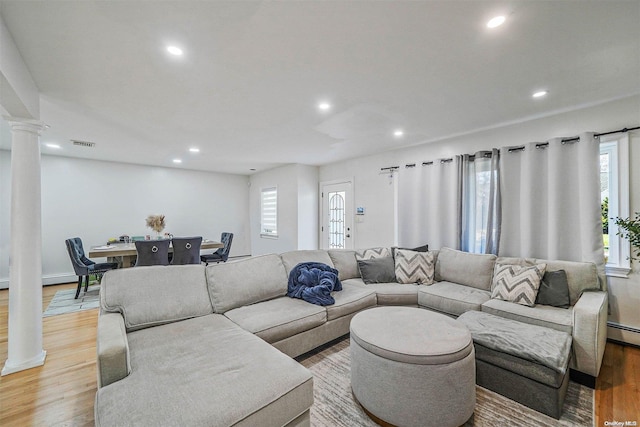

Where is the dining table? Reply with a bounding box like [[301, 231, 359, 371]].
[[89, 239, 223, 268]]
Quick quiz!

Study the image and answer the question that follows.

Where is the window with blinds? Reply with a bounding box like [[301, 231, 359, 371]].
[[260, 187, 278, 238]]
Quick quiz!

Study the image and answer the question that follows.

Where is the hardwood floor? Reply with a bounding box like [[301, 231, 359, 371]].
[[0, 283, 639, 426]]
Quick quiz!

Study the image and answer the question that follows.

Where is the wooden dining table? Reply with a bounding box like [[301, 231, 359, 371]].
[[89, 239, 223, 268]]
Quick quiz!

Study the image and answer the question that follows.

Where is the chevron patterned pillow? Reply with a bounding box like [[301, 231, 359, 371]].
[[355, 247, 391, 260], [491, 263, 547, 307], [394, 249, 435, 285]]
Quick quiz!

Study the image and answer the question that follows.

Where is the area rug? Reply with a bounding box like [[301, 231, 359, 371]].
[[43, 284, 100, 317], [297, 336, 593, 427]]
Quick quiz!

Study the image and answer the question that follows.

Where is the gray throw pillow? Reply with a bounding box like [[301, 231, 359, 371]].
[[357, 257, 396, 284], [535, 270, 571, 308]]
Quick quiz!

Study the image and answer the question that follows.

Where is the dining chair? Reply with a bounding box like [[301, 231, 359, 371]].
[[170, 236, 203, 265], [200, 232, 233, 265], [134, 239, 170, 266], [65, 237, 118, 299]]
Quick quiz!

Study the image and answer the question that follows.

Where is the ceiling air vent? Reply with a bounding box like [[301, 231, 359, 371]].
[[71, 140, 96, 148]]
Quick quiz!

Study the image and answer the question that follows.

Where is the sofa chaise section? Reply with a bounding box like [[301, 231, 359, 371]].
[[96, 314, 313, 427], [97, 264, 314, 427]]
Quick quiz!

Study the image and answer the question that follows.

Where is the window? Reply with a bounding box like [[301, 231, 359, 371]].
[[260, 187, 278, 238], [328, 191, 346, 249], [600, 135, 630, 277], [460, 151, 500, 255]]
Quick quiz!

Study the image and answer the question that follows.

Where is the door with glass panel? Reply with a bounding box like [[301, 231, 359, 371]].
[[320, 181, 354, 250]]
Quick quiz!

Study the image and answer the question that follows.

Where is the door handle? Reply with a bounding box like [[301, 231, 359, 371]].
[[346, 234, 351, 238]]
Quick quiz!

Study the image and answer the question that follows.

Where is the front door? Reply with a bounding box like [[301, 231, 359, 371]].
[[320, 180, 354, 250]]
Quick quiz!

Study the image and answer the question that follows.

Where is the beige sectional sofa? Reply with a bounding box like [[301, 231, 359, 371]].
[[95, 247, 607, 426]]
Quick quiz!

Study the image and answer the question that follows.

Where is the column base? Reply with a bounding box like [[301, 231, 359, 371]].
[[1, 350, 47, 376]]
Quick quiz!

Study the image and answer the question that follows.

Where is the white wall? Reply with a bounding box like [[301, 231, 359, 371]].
[[249, 164, 319, 255], [319, 95, 640, 343], [0, 151, 251, 288], [296, 165, 319, 250], [320, 162, 397, 249]]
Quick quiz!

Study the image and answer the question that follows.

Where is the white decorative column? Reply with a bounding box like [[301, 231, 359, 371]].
[[2, 118, 46, 376]]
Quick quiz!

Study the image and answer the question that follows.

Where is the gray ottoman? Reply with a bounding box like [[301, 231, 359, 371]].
[[350, 307, 475, 427], [457, 311, 572, 419]]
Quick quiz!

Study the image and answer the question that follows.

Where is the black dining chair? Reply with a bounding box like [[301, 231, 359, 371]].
[[65, 237, 118, 299], [201, 232, 233, 265], [135, 239, 171, 266], [170, 236, 203, 265]]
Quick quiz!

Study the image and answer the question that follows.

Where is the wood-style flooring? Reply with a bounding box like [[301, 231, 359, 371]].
[[0, 283, 639, 426]]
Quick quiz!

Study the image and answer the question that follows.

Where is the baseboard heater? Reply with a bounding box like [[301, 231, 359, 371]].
[[607, 321, 640, 334]]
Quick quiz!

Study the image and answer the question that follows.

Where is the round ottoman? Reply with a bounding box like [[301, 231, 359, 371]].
[[350, 307, 475, 427]]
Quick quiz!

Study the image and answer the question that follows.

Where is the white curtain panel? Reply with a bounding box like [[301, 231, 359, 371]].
[[499, 132, 605, 268], [398, 159, 460, 250]]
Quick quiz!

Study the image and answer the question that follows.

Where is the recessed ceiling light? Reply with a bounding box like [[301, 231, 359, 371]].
[[167, 46, 183, 56], [318, 102, 331, 112], [532, 90, 548, 98], [487, 16, 506, 28], [45, 143, 61, 149], [189, 147, 200, 153], [393, 129, 404, 137], [173, 159, 182, 164]]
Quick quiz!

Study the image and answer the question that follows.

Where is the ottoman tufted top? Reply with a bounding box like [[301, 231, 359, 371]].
[[350, 306, 472, 365]]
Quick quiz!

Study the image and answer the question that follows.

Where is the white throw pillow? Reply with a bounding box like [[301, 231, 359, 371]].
[[491, 263, 547, 307], [394, 249, 435, 285]]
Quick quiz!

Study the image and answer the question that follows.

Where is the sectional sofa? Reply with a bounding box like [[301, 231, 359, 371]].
[[94, 247, 607, 426]]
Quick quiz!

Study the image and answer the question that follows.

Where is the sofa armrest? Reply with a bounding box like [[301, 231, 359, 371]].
[[572, 290, 608, 378], [97, 312, 131, 388]]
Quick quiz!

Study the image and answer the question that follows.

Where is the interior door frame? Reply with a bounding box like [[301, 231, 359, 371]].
[[319, 178, 355, 250]]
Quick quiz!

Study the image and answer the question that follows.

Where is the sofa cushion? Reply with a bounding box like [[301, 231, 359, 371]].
[[536, 270, 571, 308], [458, 311, 572, 377], [95, 314, 313, 427], [206, 254, 288, 314], [100, 265, 213, 332], [280, 250, 334, 275], [224, 297, 327, 343], [357, 257, 396, 283], [326, 283, 376, 321], [497, 257, 600, 306], [343, 278, 421, 306], [491, 263, 546, 307], [328, 250, 360, 280], [481, 298, 573, 334], [418, 281, 491, 316], [394, 249, 435, 285], [435, 247, 496, 290], [535, 259, 600, 306]]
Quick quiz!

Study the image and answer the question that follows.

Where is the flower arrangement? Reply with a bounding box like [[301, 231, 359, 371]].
[[146, 214, 166, 234]]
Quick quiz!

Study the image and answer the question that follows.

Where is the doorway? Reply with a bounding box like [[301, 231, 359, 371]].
[[320, 180, 354, 250]]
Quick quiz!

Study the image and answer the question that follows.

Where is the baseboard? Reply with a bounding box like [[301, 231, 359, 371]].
[[0, 273, 77, 290], [0, 256, 254, 289], [607, 321, 640, 347]]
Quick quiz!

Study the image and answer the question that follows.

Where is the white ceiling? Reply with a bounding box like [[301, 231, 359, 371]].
[[1, 1, 639, 175]]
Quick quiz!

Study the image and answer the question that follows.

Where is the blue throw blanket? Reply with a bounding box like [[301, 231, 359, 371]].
[[287, 262, 342, 306]]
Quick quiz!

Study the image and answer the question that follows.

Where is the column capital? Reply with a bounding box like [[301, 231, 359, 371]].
[[2, 116, 47, 135]]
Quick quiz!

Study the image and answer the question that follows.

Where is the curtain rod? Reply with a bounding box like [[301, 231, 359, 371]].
[[561, 126, 639, 144], [383, 125, 639, 170]]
